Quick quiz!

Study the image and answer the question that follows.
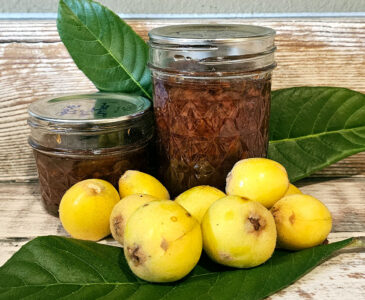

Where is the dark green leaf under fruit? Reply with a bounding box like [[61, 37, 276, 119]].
[[269, 87, 365, 181], [0, 236, 353, 300], [57, 0, 152, 99]]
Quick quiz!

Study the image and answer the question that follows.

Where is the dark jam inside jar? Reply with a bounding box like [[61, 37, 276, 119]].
[[28, 93, 153, 216], [153, 73, 272, 196], [149, 24, 276, 196], [33, 145, 153, 216]]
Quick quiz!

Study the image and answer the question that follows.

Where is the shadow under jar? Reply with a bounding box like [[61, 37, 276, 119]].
[[149, 24, 276, 196], [28, 93, 154, 216]]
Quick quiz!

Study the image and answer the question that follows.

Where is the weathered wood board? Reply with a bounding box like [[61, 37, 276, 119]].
[[0, 18, 365, 299], [0, 18, 365, 182]]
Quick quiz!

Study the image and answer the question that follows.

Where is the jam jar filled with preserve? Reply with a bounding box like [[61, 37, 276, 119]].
[[149, 24, 276, 196], [28, 93, 154, 216]]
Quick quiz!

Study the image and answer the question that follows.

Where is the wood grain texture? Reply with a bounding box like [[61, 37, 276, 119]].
[[0, 19, 365, 181], [269, 249, 365, 300]]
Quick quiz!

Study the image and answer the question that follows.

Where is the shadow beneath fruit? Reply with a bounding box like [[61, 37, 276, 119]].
[[195, 252, 233, 273]]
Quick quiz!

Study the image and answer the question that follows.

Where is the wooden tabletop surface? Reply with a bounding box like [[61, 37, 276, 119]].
[[0, 18, 364, 299]]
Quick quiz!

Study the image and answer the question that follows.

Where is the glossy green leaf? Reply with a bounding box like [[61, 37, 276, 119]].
[[0, 236, 353, 300], [57, 0, 152, 99], [269, 87, 365, 181]]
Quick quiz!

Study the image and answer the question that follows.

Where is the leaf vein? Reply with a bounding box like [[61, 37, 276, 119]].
[[286, 89, 330, 138], [344, 103, 365, 128], [57, 285, 83, 299], [270, 125, 365, 144], [293, 141, 323, 165], [310, 89, 341, 134], [44, 244, 108, 283], [271, 144, 307, 173], [324, 93, 357, 132]]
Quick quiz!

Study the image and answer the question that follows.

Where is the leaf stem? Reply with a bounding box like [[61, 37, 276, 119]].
[[347, 237, 365, 251]]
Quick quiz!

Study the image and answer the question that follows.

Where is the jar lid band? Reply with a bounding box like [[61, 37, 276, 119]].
[[148, 24, 276, 73], [149, 24, 275, 47]]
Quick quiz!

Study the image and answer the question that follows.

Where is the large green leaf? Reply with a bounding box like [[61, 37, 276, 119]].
[[269, 87, 365, 181], [57, 0, 152, 99], [0, 236, 353, 299]]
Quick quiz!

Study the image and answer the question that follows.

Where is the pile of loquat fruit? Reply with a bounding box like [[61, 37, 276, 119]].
[[58, 158, 332, 283]]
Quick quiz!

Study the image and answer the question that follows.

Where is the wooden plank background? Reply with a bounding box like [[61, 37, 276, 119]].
[[0, 18, 365, 182], [0, 18, 364, 299]]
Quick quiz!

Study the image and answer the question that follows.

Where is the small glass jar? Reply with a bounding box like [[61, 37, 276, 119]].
[[28, 93, 154, 216], [149, 24, 276, 196]]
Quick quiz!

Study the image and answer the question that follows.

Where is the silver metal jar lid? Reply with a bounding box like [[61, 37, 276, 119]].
[[28, 93, 151, 130], [28, 93, 154, 152], [148, 24, 276, 74], [149, 24, 275, 47]]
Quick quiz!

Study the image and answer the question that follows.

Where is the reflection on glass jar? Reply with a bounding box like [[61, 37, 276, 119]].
[[28, 93, 154, 216], [149, 24, 276, 196]]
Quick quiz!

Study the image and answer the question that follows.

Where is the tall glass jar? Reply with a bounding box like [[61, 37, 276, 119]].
[[148, 24, 276, 196], [28, 93, 154, 216]]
